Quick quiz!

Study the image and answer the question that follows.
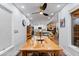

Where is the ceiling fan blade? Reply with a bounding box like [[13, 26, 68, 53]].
[[32, 12, 40, 14], [40, 3, 47, 10], [43, 13, 49, 16]]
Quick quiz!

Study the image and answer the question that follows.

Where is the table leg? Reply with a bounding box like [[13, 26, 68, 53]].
[[21, 51, 28, 56]]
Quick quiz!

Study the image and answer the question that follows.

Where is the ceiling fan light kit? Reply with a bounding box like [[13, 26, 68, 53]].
[[32, 3, 49, 16]]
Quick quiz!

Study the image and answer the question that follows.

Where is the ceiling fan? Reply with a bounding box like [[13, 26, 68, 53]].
[[32, 3, 49, 16]]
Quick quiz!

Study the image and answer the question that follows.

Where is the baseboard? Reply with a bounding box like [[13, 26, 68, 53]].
[[0, 45, 14, 55], [69, 45, 79, 53], [63, 49, 72, 56], [59, 45, 72, 56], [16, 51, 21, 56]]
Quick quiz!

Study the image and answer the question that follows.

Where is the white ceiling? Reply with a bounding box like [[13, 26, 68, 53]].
[[14, 3, 67, 25]]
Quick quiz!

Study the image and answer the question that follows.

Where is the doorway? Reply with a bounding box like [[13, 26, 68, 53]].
[[71, 8, 79, 47]]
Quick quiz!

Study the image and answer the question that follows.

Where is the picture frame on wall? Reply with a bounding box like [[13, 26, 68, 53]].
[[60, 18, 65, 27]]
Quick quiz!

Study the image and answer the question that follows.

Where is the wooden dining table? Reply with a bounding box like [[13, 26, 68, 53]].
[[20, 36, 63, 56]]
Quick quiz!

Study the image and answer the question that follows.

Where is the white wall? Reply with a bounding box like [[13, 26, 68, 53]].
[[58, 3, 79, 56], [0, 3, 30, 56], [0, 5, 12, 54]]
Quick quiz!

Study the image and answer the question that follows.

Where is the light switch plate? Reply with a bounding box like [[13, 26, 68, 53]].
[[14, 30, 18, 33]]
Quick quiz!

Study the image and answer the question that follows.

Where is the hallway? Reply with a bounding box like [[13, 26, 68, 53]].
[[0, 3, 79, 56]]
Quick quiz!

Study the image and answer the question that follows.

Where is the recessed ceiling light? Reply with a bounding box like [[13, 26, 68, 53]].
[[21, 5, 25, 9], [57, 5, 61, 8], [26, 13, 30, 16], [51, 13, 54, 15], [48, 17, 50, 19], [30, 17, 32, 20], [40, 12, 43, 14]]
